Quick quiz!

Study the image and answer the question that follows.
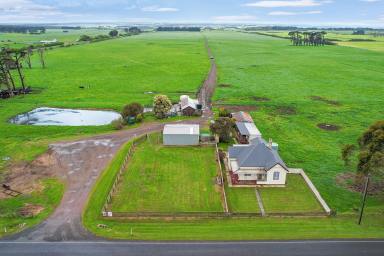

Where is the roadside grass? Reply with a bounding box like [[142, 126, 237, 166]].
[[0, 179, 64, 238], [260, 174, 323, 213], [109, 133, 222, 213], [206, 31, 384, 215]]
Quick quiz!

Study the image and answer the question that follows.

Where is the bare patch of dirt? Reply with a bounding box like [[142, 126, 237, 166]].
[[251, 96, 270, 102], [214, 104, 258, 112], [19, 204, 45, 217], [310, 96, 341, 106], [336, 172, 384, 195], [218, 84, 232, 88], [317, 123, 341, 131], [0, 151, 57, 199], [275, 106, 297, 115]]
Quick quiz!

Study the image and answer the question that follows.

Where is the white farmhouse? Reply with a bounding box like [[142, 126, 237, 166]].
[[228, 138, 288, 186]]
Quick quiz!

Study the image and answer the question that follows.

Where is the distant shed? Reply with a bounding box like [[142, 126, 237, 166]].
[[235, 122, 262, 143], [163, 124, 200, 146]]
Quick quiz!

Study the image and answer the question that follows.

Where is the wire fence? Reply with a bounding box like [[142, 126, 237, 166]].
[[102, 134, 148, 215]]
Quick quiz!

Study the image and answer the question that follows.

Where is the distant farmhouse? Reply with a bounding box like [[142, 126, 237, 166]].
[[40, 39, 58, 44], [163, 124, 200, 146], [179, 95, 202, 116], [228, 111, 288, 186]]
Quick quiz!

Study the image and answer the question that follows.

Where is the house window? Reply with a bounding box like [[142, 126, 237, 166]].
[[244, 174, 252, 177], [273, 172, 280, 180], [257, 174, 264, 180]]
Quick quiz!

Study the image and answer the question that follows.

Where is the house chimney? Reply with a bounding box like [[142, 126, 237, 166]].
[[268, 138, 273, 149]]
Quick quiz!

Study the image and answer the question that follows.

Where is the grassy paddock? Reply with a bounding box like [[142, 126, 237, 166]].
[[109, 133, 222, 213], [206, 31, 384, 215]]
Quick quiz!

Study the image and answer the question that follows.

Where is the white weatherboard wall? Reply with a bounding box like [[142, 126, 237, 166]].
[[258, 165, 287, 185], [163, 124, 200, 146]]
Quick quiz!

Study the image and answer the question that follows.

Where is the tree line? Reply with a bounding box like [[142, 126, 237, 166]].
[[0, 25, 45, 34], [156, 27, 201, 32], [288, 31, 327, 46]]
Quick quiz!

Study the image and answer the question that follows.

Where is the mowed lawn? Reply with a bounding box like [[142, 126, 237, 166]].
[[110, 133, 222, 213], [225, 186, 260, 213], [260, 175, 323, 213], [206, 31, 384, 215]]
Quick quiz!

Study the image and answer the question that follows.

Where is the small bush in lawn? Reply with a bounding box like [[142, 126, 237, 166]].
[[111, 118, 124, 130], [136, 113, 144, 123]]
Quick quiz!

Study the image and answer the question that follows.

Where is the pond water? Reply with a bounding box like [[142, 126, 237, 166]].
[[10, 107, 122, 126]]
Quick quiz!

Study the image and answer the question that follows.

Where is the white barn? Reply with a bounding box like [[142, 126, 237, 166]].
[[163, 124, 200, 146]]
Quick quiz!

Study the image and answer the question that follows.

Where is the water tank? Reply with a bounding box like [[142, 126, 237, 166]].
[[180, 95, 189, 106], [272, 142, 279, 151]]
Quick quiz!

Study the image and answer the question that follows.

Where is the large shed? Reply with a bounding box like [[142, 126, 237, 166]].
[[163, 124, 200, 146]]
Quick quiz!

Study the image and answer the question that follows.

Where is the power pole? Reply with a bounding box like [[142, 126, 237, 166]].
[[358, 175, 370, 225]]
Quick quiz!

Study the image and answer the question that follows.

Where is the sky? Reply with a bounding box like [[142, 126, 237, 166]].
[[0, 0, 384, 27]]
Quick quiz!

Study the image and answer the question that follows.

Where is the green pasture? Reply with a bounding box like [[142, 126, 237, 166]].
[[109, 133, 222, 213]]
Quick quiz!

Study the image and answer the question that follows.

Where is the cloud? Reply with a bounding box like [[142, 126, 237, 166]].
[[0, 0, 61, 16], [141, 5, 179, 12], [243, 0, 331, 8], [212, 15, 258, 23], [269, 10, 322, 15]]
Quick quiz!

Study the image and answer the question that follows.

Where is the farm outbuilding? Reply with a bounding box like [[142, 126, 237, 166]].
[[163, 124, 200, 146]]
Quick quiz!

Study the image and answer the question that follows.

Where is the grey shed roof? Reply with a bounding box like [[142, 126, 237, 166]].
[[235, 122, 262, 137], [228, 138, 287, 171]]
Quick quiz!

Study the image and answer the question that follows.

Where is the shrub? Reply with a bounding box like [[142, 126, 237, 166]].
[[218, 107, 230, 117], [136, 113, 144, 123], [79, 35, 92, 42], [111, 118, 124, 130], [153, 95, 172, 119], [122, 102, 144, 119]]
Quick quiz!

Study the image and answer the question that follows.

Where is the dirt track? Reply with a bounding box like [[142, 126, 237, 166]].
[[7, 37, 217, 241]]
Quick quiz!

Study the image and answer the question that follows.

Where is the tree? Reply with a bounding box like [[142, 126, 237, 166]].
[[218, 107, 230, 117], [341, 144, 356, 166], [0, 49, 16, 96], [11, 49, 27, 91], [79, 35, 92, 42], [25, 46, 33, 69], [153, 95, 172, 119], [357, 121, 384, 176], [109, 30, 119, 37], [128, 27, 141, 35], [37, 48, 45, 69], [122, 102, 144, 119], [210, 117, 235, 143]]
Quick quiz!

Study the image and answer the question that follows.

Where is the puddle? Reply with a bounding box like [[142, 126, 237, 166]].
[[9, 107, 121, 126]]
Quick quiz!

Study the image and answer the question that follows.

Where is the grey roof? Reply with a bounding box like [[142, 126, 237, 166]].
[[235, 122, 262, 137], [228, 138, 288, 171], [231, 111, 254, 123]]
